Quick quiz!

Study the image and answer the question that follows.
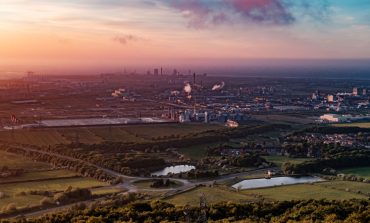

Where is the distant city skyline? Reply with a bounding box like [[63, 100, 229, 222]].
[[1, 0, 370, 74]]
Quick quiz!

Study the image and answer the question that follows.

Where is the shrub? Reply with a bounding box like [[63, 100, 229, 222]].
[[4, 203, 17, 213], [40, 197, 54, 206], [0, 192, 5, 199]]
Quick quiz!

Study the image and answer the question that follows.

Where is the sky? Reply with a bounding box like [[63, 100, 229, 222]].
[[0, 0, 370, 75]]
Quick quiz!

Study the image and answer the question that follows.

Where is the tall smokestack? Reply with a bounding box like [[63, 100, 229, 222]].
[[193, 73, 196, 85]]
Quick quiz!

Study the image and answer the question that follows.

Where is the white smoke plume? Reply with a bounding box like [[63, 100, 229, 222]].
[[184, 83, 192, 94], [171, 90, 180, 96], [212, 81, 225, 91]]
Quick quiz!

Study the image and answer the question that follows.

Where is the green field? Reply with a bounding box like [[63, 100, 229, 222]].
[[0, 169, 79, 184], [0, 123, 225, 146], [91, 187, 125, 196], [241, 181, 369, 201], [0, 151, 108, 210], [166, 180, 370, 206], [339, 167, 370, 179], [88, 127, 146, 143], [0, 177, 108, 209], [333, 122, 370, 128], [0, 129, 69, 146], [0, 151, 50, 170], [318, 180, 370, 194], [178, 142, 222, 160], [0, 195, 45, 210], [262, 155, 314, 167], [0, 177, 107, 195], [58, 128, 103, 144], [125, 123, 223, 139], [253, 114, 314, 125], [165, 186, 257, 206]]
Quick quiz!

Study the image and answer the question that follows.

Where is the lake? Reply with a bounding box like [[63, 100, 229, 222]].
[[151, 165, 195, 176], [232, 176, 324, 190]]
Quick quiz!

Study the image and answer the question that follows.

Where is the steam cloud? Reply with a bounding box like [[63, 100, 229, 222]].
[[212, 81, 225, 91], [184, 83, 192, 94]]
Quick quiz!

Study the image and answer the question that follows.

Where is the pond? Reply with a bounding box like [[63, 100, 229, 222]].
[[151, 165, 196, 176], [232, 176, 324, 190]]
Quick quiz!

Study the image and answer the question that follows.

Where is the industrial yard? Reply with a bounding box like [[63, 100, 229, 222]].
[[0, 74, 369, 220]]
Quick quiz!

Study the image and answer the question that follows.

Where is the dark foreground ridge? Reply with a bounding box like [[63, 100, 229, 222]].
[[3, 199, 369, 223]]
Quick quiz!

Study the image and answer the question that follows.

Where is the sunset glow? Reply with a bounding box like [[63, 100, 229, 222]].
[[1, 0, 370, 74]]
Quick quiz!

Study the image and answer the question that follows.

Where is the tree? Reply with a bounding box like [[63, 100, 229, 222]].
[[40, 197, 53, 206], [4, 203, 17, 213]]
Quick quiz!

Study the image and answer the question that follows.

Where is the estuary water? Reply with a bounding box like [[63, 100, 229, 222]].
[[232, 176, 324, 190], [151, 165, 195, 176]]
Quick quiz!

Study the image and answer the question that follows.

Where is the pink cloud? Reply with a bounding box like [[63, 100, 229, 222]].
[[169, 0, 212, 29], [165, 0, 327, 28], [227, 0, 295, 25]]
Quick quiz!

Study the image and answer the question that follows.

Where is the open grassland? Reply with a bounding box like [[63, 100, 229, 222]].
[[253, 114, 315, 125], [339, 167, 370, 178], [0, 123, 225, 146], [0, 151, 50, 170], [0, 151, 108, 210], [168, 180, 370, 205], [333, 122, 370, 128], [91, 187, 125, 196], [262, 155, 315, 167], [57, 128, 103, 144], [241, 180, 369, 201], [178, 142, 222, 160], [0, 177, 107, 195], [165, 186, 258, 206], [318, 180, 370, 194], [0, 195, 45, 210], [242, 184, 367, 201], [124, 123, 223, 140], [90, 127, 146, 143], [0, 129, 69, 146], [0, 170, 79, 184], [0, 177, 108, 209]]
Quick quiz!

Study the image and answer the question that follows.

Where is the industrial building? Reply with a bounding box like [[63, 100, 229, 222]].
[[320, 114, 370, 123]]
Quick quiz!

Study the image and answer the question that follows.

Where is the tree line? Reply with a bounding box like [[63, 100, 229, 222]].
[[7, 199, 368, 223]]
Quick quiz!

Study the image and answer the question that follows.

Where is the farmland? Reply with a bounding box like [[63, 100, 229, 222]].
[[241, 180, 369, 201], [0, 123, 225, 146], [0, 170, 78, 184], [262, 155, 315, 167], [91, 187, 125, 196], [165, 186, 257, 206], [339, 167, 370, 179], [333, 122, 370, 128], [252, 114, 315, 125], [0, 177, 108, 210], [0, 150, 109, 211], [0, 151, 50, 170], [166, 179, 370, 206], [318, 180, 370, 194], [177, 142, 222, 160]]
